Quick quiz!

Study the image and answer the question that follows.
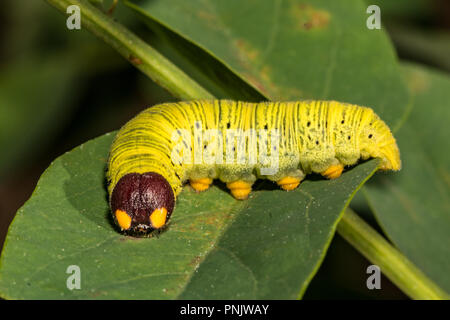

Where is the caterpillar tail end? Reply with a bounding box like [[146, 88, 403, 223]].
[[110, 172, 175, 234]]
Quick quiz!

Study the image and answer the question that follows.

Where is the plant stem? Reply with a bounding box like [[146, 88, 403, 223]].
[[337, 208, 449, 300], [45, 0, 214, 100]]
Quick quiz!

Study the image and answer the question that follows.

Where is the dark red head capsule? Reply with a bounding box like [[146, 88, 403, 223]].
[[110, 172, 175, 233]]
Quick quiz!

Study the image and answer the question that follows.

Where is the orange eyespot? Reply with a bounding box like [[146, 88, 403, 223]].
[[115, 210, 132, 230], [150, 207, 168, 229]]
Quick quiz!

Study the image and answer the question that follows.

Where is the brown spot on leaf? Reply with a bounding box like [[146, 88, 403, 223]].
[[232, 38, 305, 99], [234, 39, 260, 62], [242, 73, 269, 96], [189, 255, 202, 267], [232, 39, 270, 94], [197, 10, 220, 30], [291, 3, 330, 30]]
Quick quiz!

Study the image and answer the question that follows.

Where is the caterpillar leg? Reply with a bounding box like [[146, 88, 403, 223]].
[[226, 180, 252, 200], [190, 178, 213, 192], [277, 176, 302, 191], [321, 163, 344, 179]]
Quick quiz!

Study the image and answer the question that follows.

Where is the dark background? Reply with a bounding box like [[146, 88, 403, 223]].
[[0, 0, 448, 299]]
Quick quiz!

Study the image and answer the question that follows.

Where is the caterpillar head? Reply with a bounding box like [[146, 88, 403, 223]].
[[359, 120, 401, 171], [110, 172, 175, 234]]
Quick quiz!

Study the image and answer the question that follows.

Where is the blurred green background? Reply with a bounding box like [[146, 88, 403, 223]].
[[0, 0, 448, 299]]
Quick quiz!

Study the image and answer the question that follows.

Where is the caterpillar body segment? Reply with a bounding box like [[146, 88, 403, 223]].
[[107, 100, 400, 234]]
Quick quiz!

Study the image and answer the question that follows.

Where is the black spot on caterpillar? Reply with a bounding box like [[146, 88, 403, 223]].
[[107, 100, 401, 234]]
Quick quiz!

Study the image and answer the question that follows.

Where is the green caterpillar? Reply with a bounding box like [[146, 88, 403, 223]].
[[107, 100, 400, 234]]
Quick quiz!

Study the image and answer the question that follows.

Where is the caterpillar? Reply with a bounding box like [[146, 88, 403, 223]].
[[107, 100, 400, 234]]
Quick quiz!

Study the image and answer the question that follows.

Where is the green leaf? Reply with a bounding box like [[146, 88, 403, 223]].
[[364, 63, 450, 293], [126, 0, 409, 128], [125, 4, 266, 101], [0, 131, 378, 299], [178, 161, 379, 299]]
